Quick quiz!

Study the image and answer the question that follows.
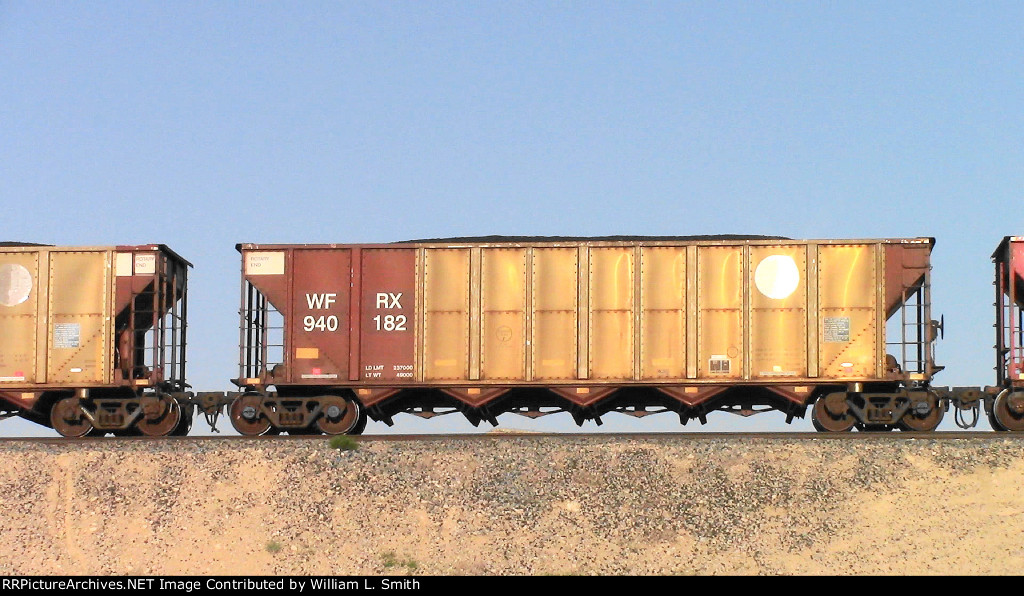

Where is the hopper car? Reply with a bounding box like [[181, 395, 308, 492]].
[[986, 235, 1024, 430], [0, 244, 191, 436], [0, 235, 1021, 437]]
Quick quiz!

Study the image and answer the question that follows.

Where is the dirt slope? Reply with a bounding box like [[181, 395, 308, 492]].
[[0, 434, 1021, 575]]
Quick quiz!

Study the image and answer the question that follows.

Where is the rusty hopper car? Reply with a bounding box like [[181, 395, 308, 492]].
[[0, 244, 192, 436], [987, 236, 1024, 430], [227, 237, 942, 435]]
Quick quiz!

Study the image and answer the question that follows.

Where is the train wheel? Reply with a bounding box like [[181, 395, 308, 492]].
[[992, 390, 1024, 432], [230, 394, 272, 436], [171, 403, 194, 436], [315, 395, 360, 435], [988, 406, 1008, 431], [50, 397, 94, 438], [351, 409, 368, 435], [898, 395, 944, 432], [811, 393, 855, 432], [137, 396, 182, 437]]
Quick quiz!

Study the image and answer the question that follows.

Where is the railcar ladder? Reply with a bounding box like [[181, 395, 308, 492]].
[[995, 260, 1023, 386], [239, 280, 285, 382], [886, 264, 932, 379]]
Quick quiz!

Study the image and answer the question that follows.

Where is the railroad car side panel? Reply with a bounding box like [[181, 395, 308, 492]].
[[46, 251, 112, 385], [0, 250, 40, 385], [817, 244, 877, 379], [750, 244, 808, 379], [639, 246, 686, 380], [422, 248, 471, 381], [531, 248, 578, 380], [589, 247, 635, 380], [480, 247, 527, 381], [289, 249, 352, 384], [697, 245, 743, 379], [359, 248, 417, 383]]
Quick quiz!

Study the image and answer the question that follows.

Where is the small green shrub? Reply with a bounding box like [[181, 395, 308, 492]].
[[266, 541, 283, 554], [329, 435, 359, 451], [381, 551, 418, 571]]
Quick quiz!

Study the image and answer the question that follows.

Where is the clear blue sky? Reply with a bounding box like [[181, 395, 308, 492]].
[[2, 2, 1021, 435]]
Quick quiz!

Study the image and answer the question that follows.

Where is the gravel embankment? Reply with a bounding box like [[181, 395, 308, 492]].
[[1, 434, 1022, 575]]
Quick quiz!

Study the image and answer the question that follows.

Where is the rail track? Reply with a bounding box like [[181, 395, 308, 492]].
[[0, 430, 1018, 444]]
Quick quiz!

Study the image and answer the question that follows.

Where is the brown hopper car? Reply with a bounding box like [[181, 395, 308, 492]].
[[228, 236, 948, 435], [0, 244, 191, 436]]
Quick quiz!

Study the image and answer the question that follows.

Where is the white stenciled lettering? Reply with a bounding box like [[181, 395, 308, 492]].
[[306, 293, 337, 310], [373, 314, 407, 331], [375, 292, 403, 309], [304, 315, 339, 332]]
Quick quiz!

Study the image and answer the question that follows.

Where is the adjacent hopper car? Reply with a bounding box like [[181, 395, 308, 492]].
[[1, 236, 1022, 437], [0, 243, 191, 436], [989, 235, 1024, 430]]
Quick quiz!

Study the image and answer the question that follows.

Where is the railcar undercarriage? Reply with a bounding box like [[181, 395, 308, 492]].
[[202, 383, 997, 436]]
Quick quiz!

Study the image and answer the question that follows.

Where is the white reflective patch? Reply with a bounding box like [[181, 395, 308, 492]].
[[0, 263, 32, 307], [754, 255, 800, 300], [115, 253, 134, 276]]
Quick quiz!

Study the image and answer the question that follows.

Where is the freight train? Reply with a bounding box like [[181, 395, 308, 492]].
[[0, 236, 1021, 437]]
